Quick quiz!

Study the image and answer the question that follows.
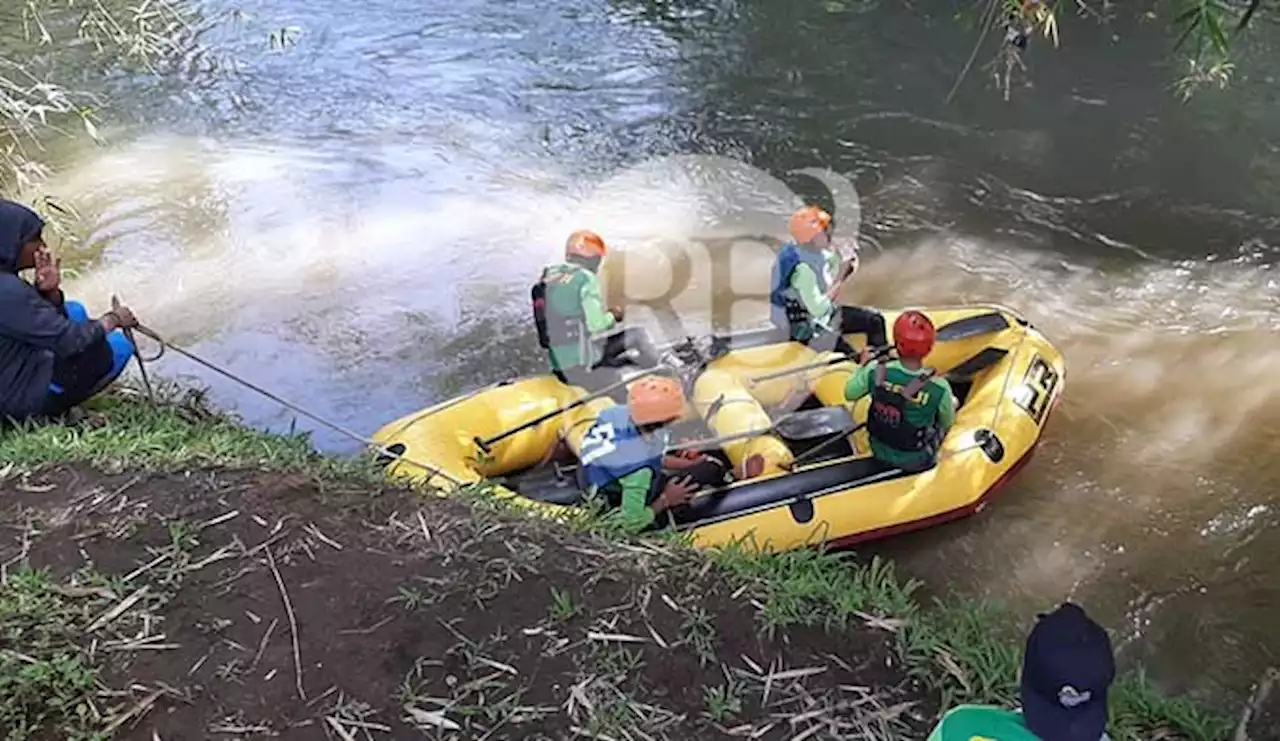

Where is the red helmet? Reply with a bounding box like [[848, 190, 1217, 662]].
[[893, 310, 935, 360]]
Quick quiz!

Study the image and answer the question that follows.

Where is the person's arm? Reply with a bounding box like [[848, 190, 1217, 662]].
[[791, 264, 833, 325], [843, 362, 873, 402], [826, 249, 857, 300], [579, 273, 618, 334], [614, 468, 658, 532], [42, 287, 66, 312], [0, 276, 108, 358]]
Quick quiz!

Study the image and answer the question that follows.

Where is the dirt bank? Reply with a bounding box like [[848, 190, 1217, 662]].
[[0, 387, 1260, 740], [1, 464, 925, 740]]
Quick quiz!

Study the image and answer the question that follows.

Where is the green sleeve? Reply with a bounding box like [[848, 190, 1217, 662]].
[[825, 250, 842, 280], [935, 378, 956, 430], [579, 272, 617, 334], [843, 362, 873, 401], [791, 264, 833, 325], [615, 468, 657, 532]]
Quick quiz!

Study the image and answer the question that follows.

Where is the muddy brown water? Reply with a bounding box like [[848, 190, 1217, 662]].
[[7, 0, 1279, 706]]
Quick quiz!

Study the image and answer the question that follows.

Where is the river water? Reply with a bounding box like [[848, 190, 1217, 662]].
[[14, 0, 1280, 705]]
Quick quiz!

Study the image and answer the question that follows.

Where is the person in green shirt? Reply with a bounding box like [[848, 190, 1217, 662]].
[[531, 229, 661, 390], [927, 602, 1116, 741], [843, 309, 955, 472], [768, 205, 888, 356], [577, 375, 733, 532]]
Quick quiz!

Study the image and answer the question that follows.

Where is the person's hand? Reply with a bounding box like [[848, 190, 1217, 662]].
[[609, 305, 625, 321], [101, 305, 138, 331], [656, 475, 697, 511], [34, 246, 60, 293]]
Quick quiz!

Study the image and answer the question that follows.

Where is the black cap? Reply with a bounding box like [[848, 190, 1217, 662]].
[[1020, 602, 1116, 741]]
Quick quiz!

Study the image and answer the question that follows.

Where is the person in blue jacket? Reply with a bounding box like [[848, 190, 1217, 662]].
[[769, 205, 887, 356], [0, 199, 140, 424], [578, 375, 745, 532]]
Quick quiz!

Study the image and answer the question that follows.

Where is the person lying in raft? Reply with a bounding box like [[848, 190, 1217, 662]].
[[769, 205, 888, 357], [531, 229, 663, 391], [843, 310, 955, 473], [577, 375, 740, 533], [927, 601, 1116, 741], [0, 199, 140, 424]]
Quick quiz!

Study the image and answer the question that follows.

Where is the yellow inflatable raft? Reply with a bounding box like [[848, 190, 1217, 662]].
[[370, 304, 1065, 553]]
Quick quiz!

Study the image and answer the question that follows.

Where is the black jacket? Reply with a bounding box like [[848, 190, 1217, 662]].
[[0, 200, 107, 420]]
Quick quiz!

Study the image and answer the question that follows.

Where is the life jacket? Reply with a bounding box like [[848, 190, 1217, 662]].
[[769, 242, 833, 341], [578, 405, 665, 507], [531, 263, 589, 350], [866, 362, 940, 453]]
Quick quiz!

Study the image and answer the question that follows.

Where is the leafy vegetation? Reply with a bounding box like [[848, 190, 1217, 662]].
[[950, 0, 1269, 101]]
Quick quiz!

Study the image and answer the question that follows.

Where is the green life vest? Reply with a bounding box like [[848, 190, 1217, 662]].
[[865, 360, 948, 469], [532, 262, 594, 371]]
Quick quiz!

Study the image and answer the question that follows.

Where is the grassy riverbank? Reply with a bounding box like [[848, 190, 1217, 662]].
[[0, 383, 1247, 740]]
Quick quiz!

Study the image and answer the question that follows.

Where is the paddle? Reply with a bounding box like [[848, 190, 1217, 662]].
[[663, 406, 858, 457], [748, 344, 893, 385], [475, 328, 745, 454], [781, 422, 867, 471], [473, 366, 668, 453]]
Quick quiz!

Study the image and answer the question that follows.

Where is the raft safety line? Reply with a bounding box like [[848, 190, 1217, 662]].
[[127, 322, 466, 489]]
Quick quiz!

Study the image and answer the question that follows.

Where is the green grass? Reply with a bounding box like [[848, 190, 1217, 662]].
[[0, 385, 1238, 741], [0, 379, 382, 482], [0, 569, 102, 741], [698, 541, 1231, 740]]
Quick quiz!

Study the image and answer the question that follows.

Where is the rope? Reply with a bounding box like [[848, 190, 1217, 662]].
[[112, 295, 156, 403], [127, 322, 465, 489]]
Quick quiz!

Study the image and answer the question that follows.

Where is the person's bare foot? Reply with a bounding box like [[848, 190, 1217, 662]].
[[741, 453, 766, 480]]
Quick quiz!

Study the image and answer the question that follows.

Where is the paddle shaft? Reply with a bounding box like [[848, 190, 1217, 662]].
[[749, 344, 892, 385], [783, 422, 867, 470], [475, 367, 664, 452], [665, 407, 853, 456]]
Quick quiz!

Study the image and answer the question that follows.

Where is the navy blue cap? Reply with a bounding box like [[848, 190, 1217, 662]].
[[1020, 602, 1116, 741]]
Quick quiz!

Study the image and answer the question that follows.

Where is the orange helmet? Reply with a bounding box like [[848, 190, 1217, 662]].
[[627, 375, 686, 426], [565, 229, 607, 260], [893, 310, 936, 360], [788, 206, 833, 244]]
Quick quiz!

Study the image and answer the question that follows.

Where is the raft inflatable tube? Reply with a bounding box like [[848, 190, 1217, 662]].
[[370, 304, 1065, 553]]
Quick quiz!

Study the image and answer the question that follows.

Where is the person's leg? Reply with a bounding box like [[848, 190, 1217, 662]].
[[64, 299, 134, 388], [596, 328, 662, 369], [669, 457, 731, 490], [64, 299, 90, 323], [559, 364, 626, 403], [43, 300, 135, 415], [836, 305, 888, 348], [43, 341, 115, 416]]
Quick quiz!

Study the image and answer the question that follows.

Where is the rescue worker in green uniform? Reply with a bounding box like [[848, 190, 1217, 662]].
[[578, 375, 725, 532], [843, 310, 955, 472], [927, 602, 1116, 741], [531, 229, 661, 390], [769, 205, 888, 356]]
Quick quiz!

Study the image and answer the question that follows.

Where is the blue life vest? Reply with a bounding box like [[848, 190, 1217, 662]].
[[769, 242, 833, 341], [579, 405, 666, 504]]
